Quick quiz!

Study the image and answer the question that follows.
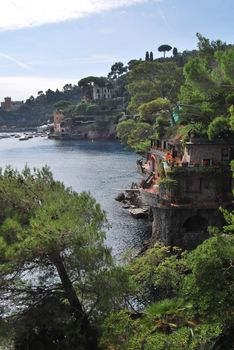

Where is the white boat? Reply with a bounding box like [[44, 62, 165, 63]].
[[19, 136, 30, 141]]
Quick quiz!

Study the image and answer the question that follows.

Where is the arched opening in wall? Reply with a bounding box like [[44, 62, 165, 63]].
[[183, 216, 208, 232], [182, 215, 209, 249]]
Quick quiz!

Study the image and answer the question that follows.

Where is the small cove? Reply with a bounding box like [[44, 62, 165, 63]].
[[0, 136, 149, 258]]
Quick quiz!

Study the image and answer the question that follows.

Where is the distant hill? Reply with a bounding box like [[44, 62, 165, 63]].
[[0, 84, 81, 128]]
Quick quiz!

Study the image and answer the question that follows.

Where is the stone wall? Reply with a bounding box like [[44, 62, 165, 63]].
[[184, 141, 233, 165], [151, 206, 223, 250]]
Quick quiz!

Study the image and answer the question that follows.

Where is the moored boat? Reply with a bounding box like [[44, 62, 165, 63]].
[[19, 135, 30, 141]]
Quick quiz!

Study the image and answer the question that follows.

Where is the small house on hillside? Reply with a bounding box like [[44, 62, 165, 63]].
[[183, 137, 234, 166], [92, 84, 113, 100]]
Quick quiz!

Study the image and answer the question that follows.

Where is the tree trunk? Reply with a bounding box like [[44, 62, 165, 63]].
[[52, 252, 98, 349]]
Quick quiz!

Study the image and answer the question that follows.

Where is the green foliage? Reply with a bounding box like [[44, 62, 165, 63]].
[[158, 44, 172, 58], [12, 295, 88, 350], [54, 100, 73, 110], [76, 100, 98, 114], [220, 207, 234, 234], [207, 116, 230, 140], [0, 166, 128, 349], [168, 165, 223, 179], [116, 119, 152, 152], [127, 59, 143, 71], [145, 51, 149, 61], [78, 76, 108, 88], [137, 98, 172, 138], [108, 62, 128, 80], [150, 51, 154, 62], [182, 235, 234, 326], [101, 217, 234, 349], [179, 34, 234, 139], [179, 122, 207, 143], [173, 47, 178, 56], [0, 84, 80, 127], [158, 161, 166, 178], [219, 47, 234, 84], [116, 60, 183, 148], [196, 33, 228, 63], [127, 61, 183, 113], [126, 245, 186, 306], [154, 115, 171, 139], [158, 178, 178, 191], [229, 105, 234, 132], [183, 57, 215, 94], [100, 307, 222, 350], [139, 98, 172, 123]]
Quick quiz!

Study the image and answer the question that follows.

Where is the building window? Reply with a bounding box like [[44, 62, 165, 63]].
[[202, 159, 212, 166]]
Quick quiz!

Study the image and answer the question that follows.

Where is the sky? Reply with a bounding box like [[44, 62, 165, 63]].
[[0, 0, 233, 101]]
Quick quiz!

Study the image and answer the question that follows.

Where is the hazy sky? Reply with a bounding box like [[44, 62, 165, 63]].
[[0, 0, 233, 101]]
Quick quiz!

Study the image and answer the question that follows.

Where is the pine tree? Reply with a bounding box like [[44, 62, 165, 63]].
[[0, 166, 128, 349]]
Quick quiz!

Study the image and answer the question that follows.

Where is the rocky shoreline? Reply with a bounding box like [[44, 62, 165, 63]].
[[115, 182, 149, 219]]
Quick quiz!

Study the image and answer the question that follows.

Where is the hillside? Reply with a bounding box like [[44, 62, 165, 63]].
[[0, 84, 81, 128]]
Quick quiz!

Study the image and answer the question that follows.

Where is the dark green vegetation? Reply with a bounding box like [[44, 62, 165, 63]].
[[111, 34, 234, 349], [158, 44, 172, 58], [116, 34, 234, 152], [0, 34, 233, 349], [101, 232, 234, 349], [0, 167, 129, 349], [180, 34, 234, 141], [0, 85, 81, 127], [0, 167, 232, 349], [0, 43, 196, 129]]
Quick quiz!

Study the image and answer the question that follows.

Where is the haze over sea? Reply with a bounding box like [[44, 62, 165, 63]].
[[0, 136, 148, 258]]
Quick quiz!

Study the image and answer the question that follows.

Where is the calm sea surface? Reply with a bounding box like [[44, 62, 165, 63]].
[[0, 136, 149, 258]]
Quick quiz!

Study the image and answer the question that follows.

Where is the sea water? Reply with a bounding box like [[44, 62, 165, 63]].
[[0, 136, 149, 258]]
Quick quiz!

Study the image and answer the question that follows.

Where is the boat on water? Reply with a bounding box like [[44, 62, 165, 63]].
[[19, 135, 30, 141], [0, 134, 11, 139]]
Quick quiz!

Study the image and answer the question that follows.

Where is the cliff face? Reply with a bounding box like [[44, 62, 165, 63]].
[[82, 122, 116, 140], [150, 206, 222, 250], [50, 114, 117, 140]]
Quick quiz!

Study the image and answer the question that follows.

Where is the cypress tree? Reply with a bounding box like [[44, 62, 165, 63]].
[[173, 47, 178, 56], [150, 51, 154, 61], [145, 51, 150, 61]]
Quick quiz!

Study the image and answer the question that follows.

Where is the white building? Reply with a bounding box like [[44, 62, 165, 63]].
[[92, 85, 113, 100]]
